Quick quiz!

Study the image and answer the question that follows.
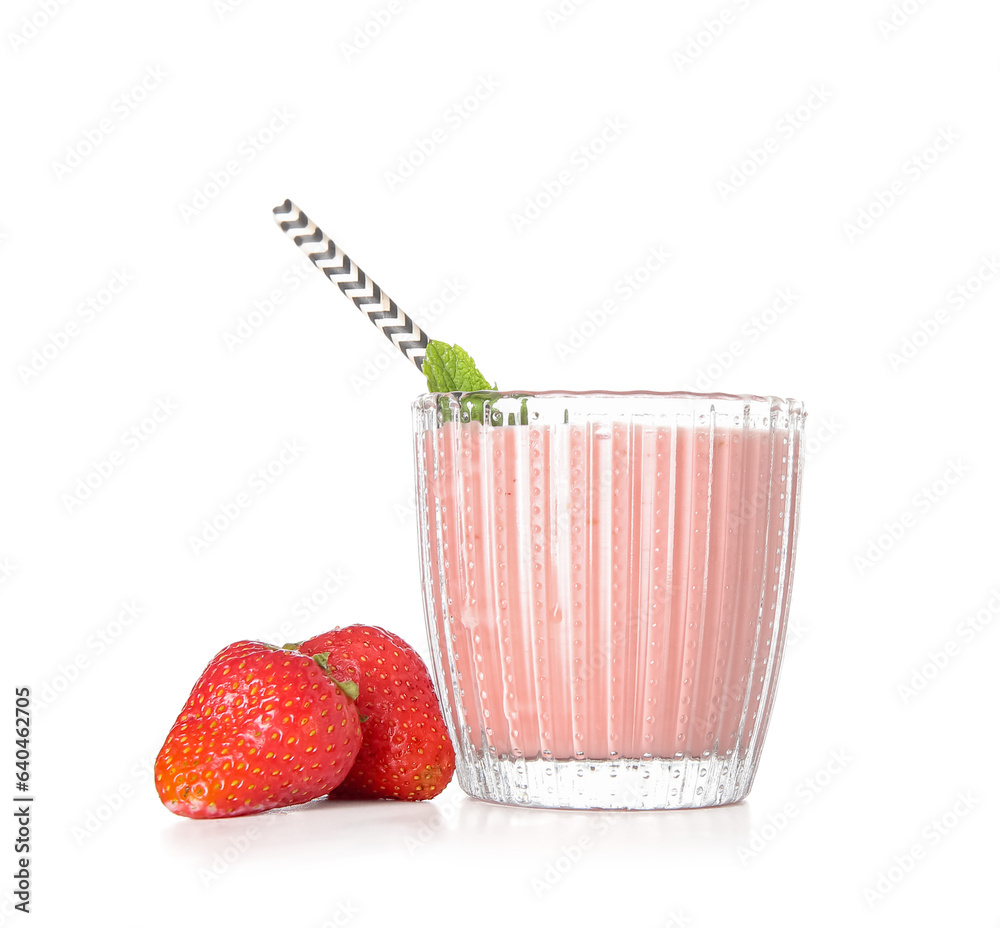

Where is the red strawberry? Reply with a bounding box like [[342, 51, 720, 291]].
[[155, 640, 361, 818], [297, 626, 455, 800]]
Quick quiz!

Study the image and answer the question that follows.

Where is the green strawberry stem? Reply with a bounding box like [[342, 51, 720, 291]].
[[311, 651, 360, 700], [335, 679, 360, 700]]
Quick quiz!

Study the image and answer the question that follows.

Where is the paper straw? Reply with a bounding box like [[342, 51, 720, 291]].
[[272, 199, 430, 372]]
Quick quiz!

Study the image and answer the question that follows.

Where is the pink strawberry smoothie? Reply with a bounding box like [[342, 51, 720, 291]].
[[420, 418, 797, 763]]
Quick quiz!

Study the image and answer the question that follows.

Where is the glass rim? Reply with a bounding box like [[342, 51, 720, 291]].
[[414, 389, 805, 414]]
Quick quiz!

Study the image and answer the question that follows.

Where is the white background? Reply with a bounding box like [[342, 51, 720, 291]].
[[3, 0, 998, 924]]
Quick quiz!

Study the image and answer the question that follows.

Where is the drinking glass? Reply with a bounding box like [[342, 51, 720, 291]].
[[413, 391, 805, 809]]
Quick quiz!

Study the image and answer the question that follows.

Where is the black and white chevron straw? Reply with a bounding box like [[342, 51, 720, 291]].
[[272, 199, 429, 372]]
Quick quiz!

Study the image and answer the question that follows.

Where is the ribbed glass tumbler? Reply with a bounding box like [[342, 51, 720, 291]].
[[413, 391, 806, 809]]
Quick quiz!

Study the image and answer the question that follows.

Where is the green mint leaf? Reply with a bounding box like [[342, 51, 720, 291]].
[[423, 341, 494, 393], [435, 390, 530, 426], [422, 341, 523, 424]]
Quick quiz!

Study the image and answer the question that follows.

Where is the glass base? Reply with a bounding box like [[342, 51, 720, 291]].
[[455, 752, 755, 810]]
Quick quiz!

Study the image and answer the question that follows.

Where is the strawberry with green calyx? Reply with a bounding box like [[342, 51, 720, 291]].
[[155, 640, 361, 819], [297, 625, 455, 801]]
